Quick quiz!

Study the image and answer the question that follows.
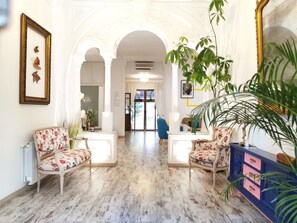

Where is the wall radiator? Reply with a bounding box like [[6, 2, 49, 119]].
[[23, 142, 37, 185]]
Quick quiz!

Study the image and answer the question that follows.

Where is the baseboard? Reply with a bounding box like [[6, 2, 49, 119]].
[[0, 184, 34, 208]]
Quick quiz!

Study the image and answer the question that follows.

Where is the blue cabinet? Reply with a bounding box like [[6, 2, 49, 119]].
[[228, 143, 295, 223]]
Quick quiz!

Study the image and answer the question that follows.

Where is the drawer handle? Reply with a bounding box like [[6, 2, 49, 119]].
[[249, 185, 256, 192], [247, 172, 260, 183], [250, 158, 257, 163]]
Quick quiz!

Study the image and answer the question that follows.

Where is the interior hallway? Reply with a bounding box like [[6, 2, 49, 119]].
[[0, 132, 268, 223]]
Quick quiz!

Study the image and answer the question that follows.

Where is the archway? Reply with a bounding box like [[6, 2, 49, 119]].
[[115, 30, 168, 133]]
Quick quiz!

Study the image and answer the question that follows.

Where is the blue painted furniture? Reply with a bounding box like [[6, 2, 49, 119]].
[[157, 118, 169, 145], [229, 143, 297, 222]]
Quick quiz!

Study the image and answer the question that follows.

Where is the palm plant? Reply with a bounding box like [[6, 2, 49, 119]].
[[189, 39, 297, 222]]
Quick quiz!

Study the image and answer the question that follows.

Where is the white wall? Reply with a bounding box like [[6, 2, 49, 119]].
[[0, 0, 65, 199], [111, 59, 125, 136], [1, 0, 292, 200], [163, 63, 172, 121]]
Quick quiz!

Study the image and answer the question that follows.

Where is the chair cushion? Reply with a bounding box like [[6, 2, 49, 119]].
[[34, 127, 69, 152], [214, 127, 232, 146], [193, 140, 217, 151], [189, 150, 217, 167], [39, 149, 91, 171], [189, 146, 230, 168]]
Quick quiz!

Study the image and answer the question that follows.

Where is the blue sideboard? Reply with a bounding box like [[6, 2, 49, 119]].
[[228, 143, 296, 223]]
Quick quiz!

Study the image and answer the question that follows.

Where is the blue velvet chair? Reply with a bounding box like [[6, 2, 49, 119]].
[[157, 118, 169, 145]]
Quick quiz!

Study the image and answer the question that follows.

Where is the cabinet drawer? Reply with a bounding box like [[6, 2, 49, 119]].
[[243, 164, 260, 185], [244, 179, 261, 200], [244, 153, 261, 171]]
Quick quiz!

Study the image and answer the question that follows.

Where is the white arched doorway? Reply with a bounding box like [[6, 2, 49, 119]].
[[115, 30, 167, 132]]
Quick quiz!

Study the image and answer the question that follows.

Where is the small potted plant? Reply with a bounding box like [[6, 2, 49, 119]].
[[86, 109, 97, 130]]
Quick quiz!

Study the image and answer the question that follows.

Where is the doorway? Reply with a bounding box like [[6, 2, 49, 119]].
[[125, 93, 132, 131], [132, 89, 156, 131]]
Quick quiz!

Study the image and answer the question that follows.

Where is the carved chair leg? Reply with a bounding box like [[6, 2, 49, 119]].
[[225, 169, 229, 176], [189, 162, 192, 180], [60, 174, 64, 195], [212, 171, 216, 188], [89, 158, 92, 173], [37, 172, 41, 193]]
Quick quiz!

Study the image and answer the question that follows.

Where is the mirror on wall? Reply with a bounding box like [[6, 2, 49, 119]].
[[256, 0, 297, 84]]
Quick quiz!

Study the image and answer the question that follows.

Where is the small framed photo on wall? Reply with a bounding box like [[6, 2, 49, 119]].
[[181, 80, 194, 98]]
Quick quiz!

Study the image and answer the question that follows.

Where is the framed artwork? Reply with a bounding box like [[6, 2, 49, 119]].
[[181, 80, 194, 98], [186, 88, 204, 107], [19, 13, 51, 104]]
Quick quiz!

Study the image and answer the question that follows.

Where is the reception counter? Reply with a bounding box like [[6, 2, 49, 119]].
[[77, 131, 118, 166], [168, 131, 211, 167]]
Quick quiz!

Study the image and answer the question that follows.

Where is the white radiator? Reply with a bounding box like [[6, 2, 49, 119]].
[[23, 142, 37, 185]]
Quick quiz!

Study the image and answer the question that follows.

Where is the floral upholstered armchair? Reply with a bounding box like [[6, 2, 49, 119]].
[[188, 127, 232, 187], [33, 127, 92, 194]]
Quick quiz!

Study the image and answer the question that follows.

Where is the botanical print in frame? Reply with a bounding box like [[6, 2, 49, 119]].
[[19, 13, 51, 104], [181, 80, 194, 99]]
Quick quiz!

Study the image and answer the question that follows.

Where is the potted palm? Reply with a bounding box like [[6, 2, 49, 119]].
[[189, 39, 297, 222]]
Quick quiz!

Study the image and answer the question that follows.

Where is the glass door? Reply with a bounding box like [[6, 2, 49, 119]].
[[146, 90, 156, 130], [133, 89, 156, 131], [125, 93, 131, 131], [134, 100, 144, 130]]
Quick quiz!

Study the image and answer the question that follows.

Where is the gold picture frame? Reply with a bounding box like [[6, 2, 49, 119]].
[[19, 13, 51, 104], [255, 0, 269, 70]]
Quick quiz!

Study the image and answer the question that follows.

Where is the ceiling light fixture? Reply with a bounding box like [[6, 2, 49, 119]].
[[140, 77, 149, 82]]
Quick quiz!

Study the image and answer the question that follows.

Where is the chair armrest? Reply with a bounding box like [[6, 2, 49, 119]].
[[69, 137, 87, 141], [69, 137, 90, 151], [53, 147, 65, 172], [191, 140, 216, 151]]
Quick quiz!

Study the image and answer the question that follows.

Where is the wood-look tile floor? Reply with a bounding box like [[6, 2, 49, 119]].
[[0, 131, 269, 223]]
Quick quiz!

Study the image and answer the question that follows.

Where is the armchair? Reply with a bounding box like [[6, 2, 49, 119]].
[[157, 118, 169, 145], [33, 127, 92, 194], [188, 127, 232, 187]]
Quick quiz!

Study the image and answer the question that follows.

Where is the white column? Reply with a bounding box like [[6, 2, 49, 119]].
[[169, 64, 180, 133], [102, 56, 113, 132], [64, 54, 84, 124]]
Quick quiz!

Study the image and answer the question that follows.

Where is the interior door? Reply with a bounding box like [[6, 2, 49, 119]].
[[133, 89, 156, 131], [125, 93, 131, 131]]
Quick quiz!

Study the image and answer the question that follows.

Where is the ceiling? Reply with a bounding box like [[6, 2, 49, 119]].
[[85, 31, 166, 61], [116, 31, 166, 61], [85, 31, 167, 82]]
